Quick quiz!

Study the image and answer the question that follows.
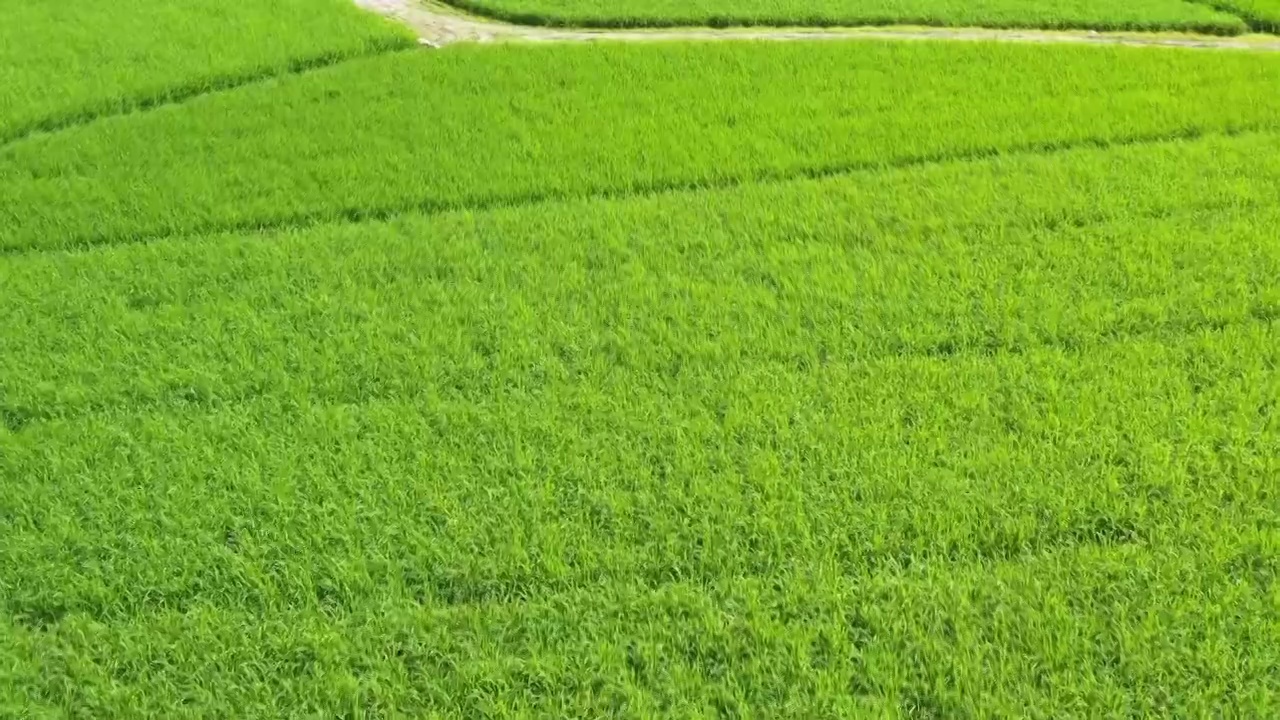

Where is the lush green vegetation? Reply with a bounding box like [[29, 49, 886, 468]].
[[1207, 0, 1280, 30], [6, 4, 1280, 716], [4, 125, 1280, 715], [442, 0, 1246, 32], [6, 42, 1280, 254], [0, 0, 411, 144]]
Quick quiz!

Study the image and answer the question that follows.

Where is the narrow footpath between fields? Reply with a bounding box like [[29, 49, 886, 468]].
[[356, 0, 1280, 50]]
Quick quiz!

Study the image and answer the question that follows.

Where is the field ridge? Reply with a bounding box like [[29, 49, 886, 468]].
[[365, 0, 1280, 44], [432, 0, 1242, 33]]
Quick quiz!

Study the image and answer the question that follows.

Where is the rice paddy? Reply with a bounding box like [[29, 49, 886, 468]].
[[3, 0, 1280, 717], [0, 0, 412, 145]]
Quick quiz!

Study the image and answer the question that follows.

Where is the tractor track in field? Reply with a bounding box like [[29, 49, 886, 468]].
[[357, 0, 1280, 50]]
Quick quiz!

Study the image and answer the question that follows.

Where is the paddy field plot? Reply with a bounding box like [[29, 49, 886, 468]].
[[3, 6, 1280, 719], [6, 42, 1280, 253], [0, 0, 412, 144]]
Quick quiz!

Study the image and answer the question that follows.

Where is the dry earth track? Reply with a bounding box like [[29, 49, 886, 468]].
[[357, 0, 1280, 50]]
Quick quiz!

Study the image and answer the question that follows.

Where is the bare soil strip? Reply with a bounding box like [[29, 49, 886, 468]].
[[356, 0, 1280, 50]]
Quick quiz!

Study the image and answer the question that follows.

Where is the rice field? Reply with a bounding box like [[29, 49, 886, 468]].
[[4, 1, 1280, 717], [7, 43, 1280, 254], [0, 0, 412, 144], [1212, 0, 1280, 30]]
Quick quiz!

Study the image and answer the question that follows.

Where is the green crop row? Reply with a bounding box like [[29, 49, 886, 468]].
[[5, 42, 1280, 254], [7, 26, 1280, 716], [440, 0, 1246, 33], [1204, 0, 1280, 30], [3, 540, 1278, 716], [3, 130, 1280, 421], [1251, 0, 1280, 28], [0, 0, 413, 145], [3, 126, 1280, 713]]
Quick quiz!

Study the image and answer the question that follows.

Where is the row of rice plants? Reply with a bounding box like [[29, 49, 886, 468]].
[[1204, 0, 1280, 30], [3, 129, 1280, 420], [5, 42, 1280, 253], [3, 179, 1278, 713], [0, 0, 413, 144]]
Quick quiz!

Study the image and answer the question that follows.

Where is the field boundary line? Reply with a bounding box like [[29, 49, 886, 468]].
[[0, 41, 415, 154], [356, 0, 1280, 50], [4, 124, 1276, 258]]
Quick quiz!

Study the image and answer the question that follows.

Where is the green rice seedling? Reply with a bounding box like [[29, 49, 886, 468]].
[[1206, 0, 1280, 30], [3, 130, 1279, 712], [0, 0, 413, 145], [6, 10, 1280, 718], [4, 130, 1280, 420], [4, 42, 1280, 253], [440, 0, 1246, 32]]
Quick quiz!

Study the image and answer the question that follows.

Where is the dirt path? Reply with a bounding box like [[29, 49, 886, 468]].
[[357, 0, 1280, 50]]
